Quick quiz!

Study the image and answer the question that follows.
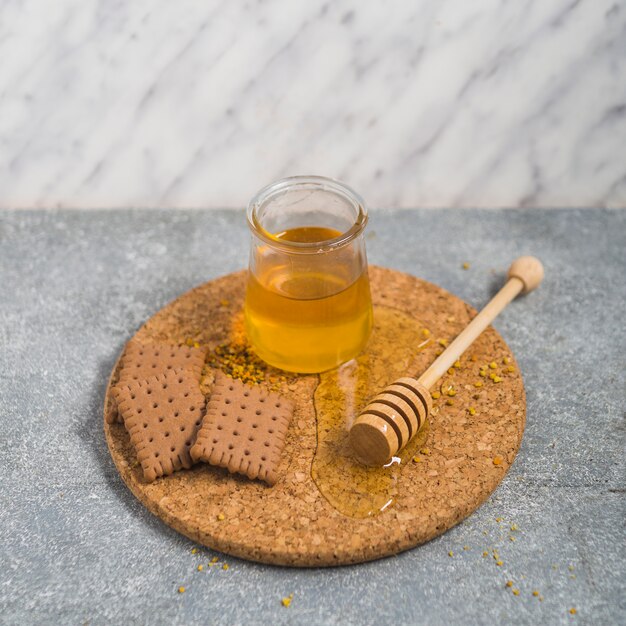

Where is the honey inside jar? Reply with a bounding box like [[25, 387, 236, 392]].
[[245, 226, 373, 373]]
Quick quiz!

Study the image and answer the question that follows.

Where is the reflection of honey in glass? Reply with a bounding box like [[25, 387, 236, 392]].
[[245, 227, 373, 373]]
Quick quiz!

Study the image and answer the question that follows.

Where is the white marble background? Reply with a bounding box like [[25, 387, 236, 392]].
[[0, 0, 624, 209]]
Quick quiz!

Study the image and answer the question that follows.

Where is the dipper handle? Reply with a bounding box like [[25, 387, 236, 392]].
[[350, 256, 543, 466]]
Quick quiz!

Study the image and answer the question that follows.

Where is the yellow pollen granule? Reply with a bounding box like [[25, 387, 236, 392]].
[[438, 339, 449, 347], [222, 564, 229, 570], [483, 551, 489, 558], [217, 513, 225, 521], [462, 262, 470, 270], [489, 362, 497, 369], [421, 328, 431, 338], [453, 360, 461, 369], [510, 524, 518, 531], [197, 564, 204, 571], [569, 608, 577, 615], [493, 456, 503, 465], [495, 517, 503, 523], [191, 548, 198, 554], [412, 456, 421, 463], [420, 448, 430, 455], [509, 536, 516, 542], [496, 560, 503, 566], [503, 357, 511, 364], [448, 551, 454, 557], [512, 589, 519, 596], [447, 389, 456, 397], [474, 381, 483, 388], [532, 591, 539, 597], [479, 370, 487, 377], [446, 399, 454, 406], [469, 407, 476, 415], [431, 391, 441, 399], [178, 587, 186, 594], [211, 557, 219, 563], [568, 565, 575, 571], [492, 376, 503, 383], [282, 594, 294, 607], [435, 349, 443, 356], [506, 581, 513, 587], [506, 365, 515, 373], [447, 368, 455, 375]]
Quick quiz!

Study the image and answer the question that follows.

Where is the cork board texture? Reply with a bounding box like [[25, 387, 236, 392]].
[[104, 266, 526, 567]]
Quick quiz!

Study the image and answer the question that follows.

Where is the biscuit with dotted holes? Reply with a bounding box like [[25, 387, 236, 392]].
[[190, 372, 293, 486], [107, 339, 207, 424], [112, 368, 206, 482]]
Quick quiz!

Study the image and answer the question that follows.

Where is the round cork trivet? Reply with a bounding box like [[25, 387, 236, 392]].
[[104, 266, 526, 567]]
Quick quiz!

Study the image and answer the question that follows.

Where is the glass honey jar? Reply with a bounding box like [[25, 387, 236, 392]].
[[244, 176, 373, 373]]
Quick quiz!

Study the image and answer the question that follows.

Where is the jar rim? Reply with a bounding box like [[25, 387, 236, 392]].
[[246, 175, 368, 253]]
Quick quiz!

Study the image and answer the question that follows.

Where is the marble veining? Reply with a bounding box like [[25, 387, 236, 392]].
[[0, 0, 624, 209]]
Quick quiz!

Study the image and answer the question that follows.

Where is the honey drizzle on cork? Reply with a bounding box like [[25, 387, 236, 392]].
[[311, 306, 430, 518]]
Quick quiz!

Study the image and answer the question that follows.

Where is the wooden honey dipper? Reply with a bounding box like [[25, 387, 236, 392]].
[[350, 256, 544, 466]]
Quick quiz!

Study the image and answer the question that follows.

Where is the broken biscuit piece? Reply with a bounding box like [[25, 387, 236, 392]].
[[113, 368, 206, 482]]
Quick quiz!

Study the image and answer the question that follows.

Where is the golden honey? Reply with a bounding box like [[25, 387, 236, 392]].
[[312, 306, 431, 518], [245, 227, 373, 373]]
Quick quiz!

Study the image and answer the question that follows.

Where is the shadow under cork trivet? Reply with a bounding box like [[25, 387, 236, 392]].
[[104, 266, 526, 567]]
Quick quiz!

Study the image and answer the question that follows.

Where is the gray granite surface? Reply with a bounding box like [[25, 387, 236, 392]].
[[0, 208, 624, 626]]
